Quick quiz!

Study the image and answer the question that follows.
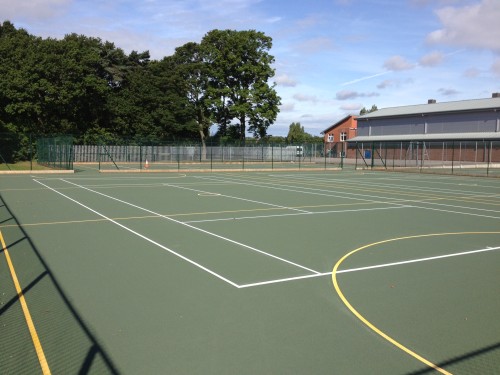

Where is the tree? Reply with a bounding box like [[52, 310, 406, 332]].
[[172, 42, 212, 156], [287, 122, 306, 143], [360, 104, 378, 115], [200, 29, 281, 141]]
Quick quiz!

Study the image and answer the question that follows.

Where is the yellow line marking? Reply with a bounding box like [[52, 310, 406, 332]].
[[0, 201, 386, 229], [0, 230, 51, 375], [332, 231, 500, 375]]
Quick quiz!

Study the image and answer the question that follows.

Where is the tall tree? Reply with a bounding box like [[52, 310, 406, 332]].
[[200, 29, 280, 141], [287, 122, 307, 143], [172, 42, 212, 155]]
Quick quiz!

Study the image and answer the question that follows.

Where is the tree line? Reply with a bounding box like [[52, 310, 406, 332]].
[[0, 21, 288, 160]]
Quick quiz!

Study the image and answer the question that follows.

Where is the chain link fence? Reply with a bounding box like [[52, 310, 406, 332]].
[[73, 141, 343, 171], [347, 140, 500, 177]]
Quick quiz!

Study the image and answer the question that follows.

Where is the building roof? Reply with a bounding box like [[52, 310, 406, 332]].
[[357, 96, 500, 120], [321, 114, 356, 134], [349, 132, 500, 143]]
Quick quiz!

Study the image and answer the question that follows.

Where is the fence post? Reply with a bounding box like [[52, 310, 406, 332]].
[[451, 141, 455, 174], [487, 141, 492, 176], [271, 143, 274, 170], [29, 133, 33, 171]]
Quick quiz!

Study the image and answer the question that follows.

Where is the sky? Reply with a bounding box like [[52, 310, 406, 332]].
[[1, 0, 500, 137]]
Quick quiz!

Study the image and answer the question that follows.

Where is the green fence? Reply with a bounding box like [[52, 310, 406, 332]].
[[0, 133, 74, 171], [347, 140, 500, 177], [36, 136, 74, 170], [73, 141, 345, 172]]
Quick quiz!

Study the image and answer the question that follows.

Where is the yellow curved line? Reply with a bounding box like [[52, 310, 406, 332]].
[[332, 231, 500, 375]]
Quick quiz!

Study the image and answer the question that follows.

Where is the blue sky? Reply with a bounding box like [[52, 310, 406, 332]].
[[1, 0, 499, 136]]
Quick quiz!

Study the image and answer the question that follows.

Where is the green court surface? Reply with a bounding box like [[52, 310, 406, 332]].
[[1, 169, 499, 374]]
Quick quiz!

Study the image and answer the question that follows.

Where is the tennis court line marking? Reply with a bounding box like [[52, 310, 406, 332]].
[[221, 173, 500, 208], [194, 175, 409, 207], [0, 230, 51, 375], [276, 173, 493, 198], [412, 204, 500, 220], [185, 205, 411, 224], [209, 174, 453, 203], [202, 175, 500, 219], [238, 243, 500, 288], [162, 183, 312, 213], [33, 179, 240, 287], [34, 179, 319, 284], [58, 179, 320, 275], [332, 232, 500, 375]]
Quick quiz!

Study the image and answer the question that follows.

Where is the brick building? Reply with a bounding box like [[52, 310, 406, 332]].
[[349, 94, 500, 166], [322, 115, 357, 157]]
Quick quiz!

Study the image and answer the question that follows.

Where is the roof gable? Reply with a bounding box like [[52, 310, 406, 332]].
[[321, 115, 356, 134]]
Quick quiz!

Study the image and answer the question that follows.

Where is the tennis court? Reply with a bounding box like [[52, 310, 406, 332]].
[[1, 169, 499, 374]]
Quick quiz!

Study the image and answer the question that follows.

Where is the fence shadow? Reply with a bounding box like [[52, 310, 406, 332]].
[[0, 194, 120, 374], [406, 341, 500, 374]]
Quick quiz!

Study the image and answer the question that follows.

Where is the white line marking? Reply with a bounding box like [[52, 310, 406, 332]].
[[33, 179, 239, 288], [413, 205, 500, 220], [238, 272, 332, 288], [184, 205, 412, 224], [237, 245, 500, 288], [163, 183, 311, 213], [336, 245, 500, 274], [58, 179, 320, 275], [207, 175, 500, 219], [194, 175, 407, 206]]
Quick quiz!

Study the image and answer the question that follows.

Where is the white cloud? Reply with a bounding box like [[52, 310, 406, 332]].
[[0, 0, 71, 20], [463, 67, 481, 78], [438, 88, 460, 96], [296, 37, 335, 54], [427, 0, 500, 52], [377, 79, 397, 89], [419, 51, 444, 67], [275, 74, 298, 87], [293, 93, 319, 103], [336, 90, 379, 100], [383, 55, 416, 71], [279, 102, 295, 112]]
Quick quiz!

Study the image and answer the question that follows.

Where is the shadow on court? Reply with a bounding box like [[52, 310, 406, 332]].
[[407, 341, 500, 375], [0, 194, 120, 374]]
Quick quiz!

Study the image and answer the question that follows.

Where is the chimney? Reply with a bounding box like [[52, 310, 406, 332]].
[[428, 99, 437, 104], [493, 93, 500, 98]]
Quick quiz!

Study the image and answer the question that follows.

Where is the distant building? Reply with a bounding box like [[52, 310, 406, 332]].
[[322, 115, 357, 157], [352, 94, 500, 142], [349, 94, 500, 166]]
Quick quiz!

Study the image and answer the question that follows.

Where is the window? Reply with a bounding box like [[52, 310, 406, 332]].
[[340, 132, 347, 142], [327, 134, 334, 142]]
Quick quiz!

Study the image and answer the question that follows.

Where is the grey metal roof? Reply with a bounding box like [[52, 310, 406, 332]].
[[358, 97, 500, 119], [349, 132, 500, 142]]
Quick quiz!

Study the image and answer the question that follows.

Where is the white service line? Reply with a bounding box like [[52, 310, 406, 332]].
[[58, 179, 320, 275], [195, 175, 408, 207], [237, 244, 500, 288], [162, 182, 311, 213], [184, 205, 412, 224], [206, 175, 500, 219], [412, 205, 500, 220], [33, 179, 239, 288]]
